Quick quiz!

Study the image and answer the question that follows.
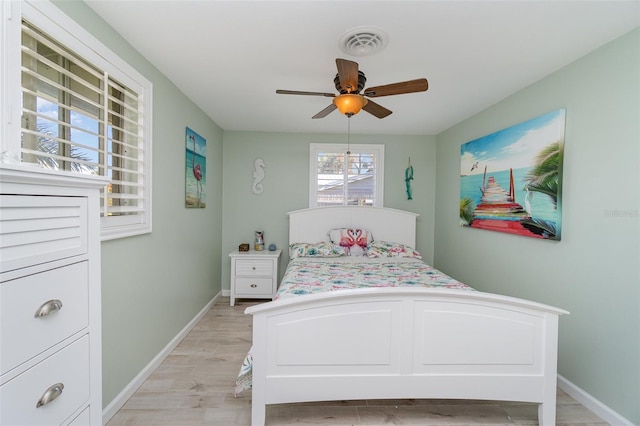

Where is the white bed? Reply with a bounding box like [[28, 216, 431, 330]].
[[245, 206, 568, 425]]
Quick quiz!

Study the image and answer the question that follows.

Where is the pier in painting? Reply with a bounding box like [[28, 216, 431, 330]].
[[469, 166, 543, 238]]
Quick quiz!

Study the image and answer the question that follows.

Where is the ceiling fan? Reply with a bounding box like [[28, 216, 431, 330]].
[[276, 58, 428, 119]]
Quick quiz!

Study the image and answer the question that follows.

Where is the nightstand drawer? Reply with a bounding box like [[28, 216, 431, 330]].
[[235, 277, 273, 295], [1, 262, 89, 375], [0, 335, 90, 426], [235, 259, 273, 276]]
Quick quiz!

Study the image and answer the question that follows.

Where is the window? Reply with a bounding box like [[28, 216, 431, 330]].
[[310, 143, 384, 207], [2, 1, 152, 240]]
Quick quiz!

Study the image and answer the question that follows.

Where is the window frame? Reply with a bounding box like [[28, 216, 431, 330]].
[[309, 143, 384, 208], [1, 0, 153, 240]]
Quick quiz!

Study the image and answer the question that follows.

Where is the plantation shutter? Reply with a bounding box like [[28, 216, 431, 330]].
[[105, 78, 144, 216], [20, 19, 145, 219]]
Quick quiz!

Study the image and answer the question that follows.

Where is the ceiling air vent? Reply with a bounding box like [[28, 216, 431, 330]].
[[339, 27, 389, 57]]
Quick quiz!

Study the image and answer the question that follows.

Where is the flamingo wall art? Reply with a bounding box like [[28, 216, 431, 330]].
[[185, 127, 206, 208]]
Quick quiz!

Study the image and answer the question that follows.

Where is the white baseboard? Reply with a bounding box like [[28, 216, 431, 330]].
[[557, 374, 633, 426], [222, 289, 230, 297], [102, 293, 220, 424]]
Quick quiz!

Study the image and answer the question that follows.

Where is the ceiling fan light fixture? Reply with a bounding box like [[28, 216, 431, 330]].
[[333, 94, 368, 116], [339, 26, 389, 57]]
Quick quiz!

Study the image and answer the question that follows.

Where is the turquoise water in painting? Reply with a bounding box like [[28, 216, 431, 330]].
[[460, 167, 558, 223], [186, 150, 206, 206]]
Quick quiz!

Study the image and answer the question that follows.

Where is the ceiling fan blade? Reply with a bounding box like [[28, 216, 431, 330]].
[[335, 58, 359, 93], [363, 78, 428, 98], [312, 103, 337, 119], [362, 100, 392, 119], [276, 89, 335, 97]]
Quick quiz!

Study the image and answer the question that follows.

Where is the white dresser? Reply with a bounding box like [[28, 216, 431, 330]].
[[229, 249, 281, 306], [0, 164, 108, 426]]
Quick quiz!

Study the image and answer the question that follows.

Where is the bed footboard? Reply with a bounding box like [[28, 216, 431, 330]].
[[246, 288, 567, 426]]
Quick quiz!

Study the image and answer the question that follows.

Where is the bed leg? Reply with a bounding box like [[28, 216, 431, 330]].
[[251, 402, 265, 426], [538, 402, 556, 425]]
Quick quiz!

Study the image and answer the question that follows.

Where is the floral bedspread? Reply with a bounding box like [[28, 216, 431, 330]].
[[234, 257, 473, 395], [275, 257, 471, 297]]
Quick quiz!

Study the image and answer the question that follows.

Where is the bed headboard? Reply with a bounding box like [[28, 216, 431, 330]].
[[288, 206, 419, 248]]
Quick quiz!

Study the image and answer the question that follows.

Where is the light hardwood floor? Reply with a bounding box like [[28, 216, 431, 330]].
[[107, 297, 607, 426]]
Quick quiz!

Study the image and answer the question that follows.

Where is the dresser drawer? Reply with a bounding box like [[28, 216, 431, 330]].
[[0, 195, 88, 273], [235, 277, 273, 295], [235, 259, 273, 276], [0, 335, 90, 426], [1, 262, 89, 375], [68, 406, 90, 425]]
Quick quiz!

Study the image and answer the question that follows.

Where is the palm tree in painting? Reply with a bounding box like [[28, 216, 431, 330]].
[[460, 197, 475, 225], [524, 141, 561, 207], [521, 141, 562, 238]]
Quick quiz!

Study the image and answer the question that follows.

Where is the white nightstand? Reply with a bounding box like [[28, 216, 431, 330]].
[[229, 249, 282, 306]]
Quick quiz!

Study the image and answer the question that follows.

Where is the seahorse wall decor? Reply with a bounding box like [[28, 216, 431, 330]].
[[252, 158, 266, 195], [405, 157, 414, 200]]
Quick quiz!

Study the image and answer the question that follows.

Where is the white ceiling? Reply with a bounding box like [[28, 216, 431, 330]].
[[85, 1, 639, 136]]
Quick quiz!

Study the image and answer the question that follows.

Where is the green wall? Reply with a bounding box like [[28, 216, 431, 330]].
[[52, 1, 224, 406], [221, 132, 436, 289], [434, 28, 639, 424]]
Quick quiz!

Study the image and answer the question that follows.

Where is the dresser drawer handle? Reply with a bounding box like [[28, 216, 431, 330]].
[[36, 383, 64, 408], [34, 299, 63, 318], [250, 283, 257, 288]]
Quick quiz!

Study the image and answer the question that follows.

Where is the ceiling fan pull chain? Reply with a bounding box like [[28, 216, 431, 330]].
[[347, 116, 351, 155]]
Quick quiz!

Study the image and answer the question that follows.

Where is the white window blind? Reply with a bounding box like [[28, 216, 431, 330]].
[[12, 4, 153, 240], [310, 143, 384, 207]]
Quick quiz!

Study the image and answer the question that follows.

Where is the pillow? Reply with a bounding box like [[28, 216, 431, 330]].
[[289, 242, 346, 258], [328, 228, 373, 256], [365, 240, 422, 259]]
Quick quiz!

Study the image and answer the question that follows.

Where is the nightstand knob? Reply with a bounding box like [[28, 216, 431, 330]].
[[250, 283, 257, 288], [252, 266, 256, 270]]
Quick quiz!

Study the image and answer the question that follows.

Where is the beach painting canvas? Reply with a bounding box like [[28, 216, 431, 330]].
[[460, 109, 565, 240], [185, 127, 206, 208]]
